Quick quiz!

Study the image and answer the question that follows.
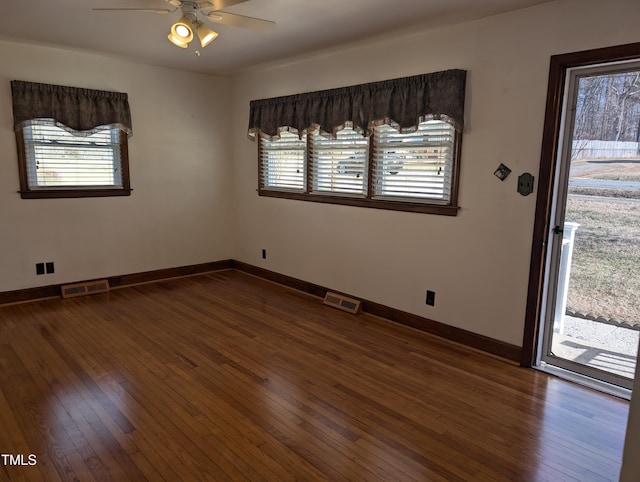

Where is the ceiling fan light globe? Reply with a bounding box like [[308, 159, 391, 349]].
[[167, 33, 189, 48], [170, 16, 194, 43], [195, 22, 218, 48]]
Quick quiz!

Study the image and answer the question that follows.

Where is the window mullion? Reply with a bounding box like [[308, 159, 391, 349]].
[[306, 131, 312, 194], [366, 130, 374, 199]]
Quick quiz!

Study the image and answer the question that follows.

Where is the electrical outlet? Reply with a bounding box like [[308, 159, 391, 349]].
[[262, 249, 266, 259], [36, 263, 45, 275], [46, 262, 55, 274], [426, 290, 435, 306]]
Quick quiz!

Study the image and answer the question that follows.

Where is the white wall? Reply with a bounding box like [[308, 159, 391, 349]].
[[0, 41, 233, 292], [230, 0, 640, 346]]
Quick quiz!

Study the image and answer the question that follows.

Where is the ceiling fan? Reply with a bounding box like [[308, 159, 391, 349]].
[[94, 0, 275, 50]]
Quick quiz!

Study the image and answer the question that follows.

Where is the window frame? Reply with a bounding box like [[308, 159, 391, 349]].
[[258, 123, 462, 216], [15, 124, 132, 199]]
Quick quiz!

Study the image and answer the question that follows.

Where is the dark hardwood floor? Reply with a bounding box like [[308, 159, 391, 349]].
[[0, 270, 629, 481]]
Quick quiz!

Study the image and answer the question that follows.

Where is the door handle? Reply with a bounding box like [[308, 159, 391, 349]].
[[552, 225, 563, 235]]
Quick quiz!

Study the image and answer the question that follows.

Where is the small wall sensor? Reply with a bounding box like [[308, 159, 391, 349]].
[[494, 163, 512, 181]]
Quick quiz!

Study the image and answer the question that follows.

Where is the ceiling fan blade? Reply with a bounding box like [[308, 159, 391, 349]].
[[204, 11, 275, 32], [93, 8, 176, 13], [198, 0, 249, 11]]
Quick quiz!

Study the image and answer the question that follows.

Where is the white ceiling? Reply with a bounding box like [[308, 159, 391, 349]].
[[1, 0, 552, 76]]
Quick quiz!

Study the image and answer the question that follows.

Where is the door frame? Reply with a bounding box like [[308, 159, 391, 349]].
[[521, 41, 640, 367]]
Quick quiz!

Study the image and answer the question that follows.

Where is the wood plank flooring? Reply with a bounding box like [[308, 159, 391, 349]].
[[0, 270, 630, 481]]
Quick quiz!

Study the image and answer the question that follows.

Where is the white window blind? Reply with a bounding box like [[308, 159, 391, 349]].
[[259, 130, 306, 191], [372, 120, 455, 202], [310, 126, 368, 196], [23, 123, 122, 189]]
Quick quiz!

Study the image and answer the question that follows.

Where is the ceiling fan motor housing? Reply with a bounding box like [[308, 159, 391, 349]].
[[181, 1, 199, 21]]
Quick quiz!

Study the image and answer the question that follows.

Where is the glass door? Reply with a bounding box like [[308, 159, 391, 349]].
[[539, 61, 640, 392]]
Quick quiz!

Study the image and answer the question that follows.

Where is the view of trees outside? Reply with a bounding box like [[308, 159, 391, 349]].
[[573, 72, 640, 160]]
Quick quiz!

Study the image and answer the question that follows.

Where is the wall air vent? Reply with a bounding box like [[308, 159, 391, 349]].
[[61, 279, 110, 299], [323, 291, 361, 314]]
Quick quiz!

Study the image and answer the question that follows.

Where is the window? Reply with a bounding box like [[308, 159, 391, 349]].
[[257, 119, 461, 215], [259, 129, 306, 192], [310, 124, 368, 196], [11, 80, 133, 199], [17, 121, 128, 195], [249, 69, 466, 215], [372, 120, 456, 203]]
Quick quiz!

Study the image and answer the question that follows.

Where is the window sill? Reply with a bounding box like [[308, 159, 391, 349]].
[[19, 188, 132, 199], [258, 189, 459, 216]]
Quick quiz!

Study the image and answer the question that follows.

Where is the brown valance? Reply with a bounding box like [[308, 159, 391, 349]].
[[248, 69, 466, 139], [11, 80, 133, 137]]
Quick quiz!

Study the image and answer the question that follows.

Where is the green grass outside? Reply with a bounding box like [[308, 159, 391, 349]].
[[565, 194, 640, 324]]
